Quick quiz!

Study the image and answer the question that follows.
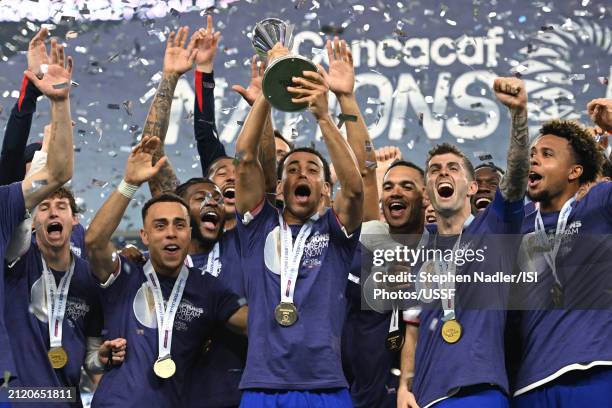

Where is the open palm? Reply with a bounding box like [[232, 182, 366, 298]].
[[28, 27, 49, 77], [163, 26, 198, 75], [323, 38, 355, 96], [232, 55, 265, 106], [25, 39, 72, 101], [124, 136, 167, 185]]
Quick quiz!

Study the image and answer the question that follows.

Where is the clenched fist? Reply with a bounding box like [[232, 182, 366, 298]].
[[493, 77, 527, 112]]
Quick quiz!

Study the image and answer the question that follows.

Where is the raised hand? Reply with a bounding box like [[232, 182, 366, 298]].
[[163, 26, 198, 76], [493, 77, 527, 112], [27, 27, 49, 78], [24, 39, 73, 101], [232, 55, 265, 106], [123, 136, 167, 186], [194, 14, 221, 73], [587, 98, 612, 133], [287, 67, 330, 120], [375, 145, 402, 169], [321, 37, 355, 97]]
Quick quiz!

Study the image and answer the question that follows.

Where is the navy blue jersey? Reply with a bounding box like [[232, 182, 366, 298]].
[[236, 201, 360, 390], [413, 190, 524, 407], [92, 257, 242, 407], [512, 182, 612, 395]]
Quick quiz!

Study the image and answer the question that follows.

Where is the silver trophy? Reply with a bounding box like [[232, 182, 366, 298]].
[[251, 18, 318, 112]]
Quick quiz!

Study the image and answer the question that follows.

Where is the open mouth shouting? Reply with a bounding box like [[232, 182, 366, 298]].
[[46, 222, 64, 240], [528, 171, 543, 189], [474, 196, 492, 211], [162, 244, 181, 257], [200, 210, 220, 231], [388, 200, 407, 218], [294, 184, 312, 204], [436, 181, 455, 199], [222, 184, 236, 205]]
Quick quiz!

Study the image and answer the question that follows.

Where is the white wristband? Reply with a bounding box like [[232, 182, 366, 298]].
[[118, 179, 139, 200]]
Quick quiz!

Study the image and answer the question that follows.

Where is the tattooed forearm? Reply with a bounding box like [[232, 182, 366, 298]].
[[144, 73, 180, 197], [500, 108, 529, 201]]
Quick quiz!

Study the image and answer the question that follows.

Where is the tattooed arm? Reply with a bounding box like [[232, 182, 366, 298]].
[[145, 26, 198, 197], [493, 77, 529, 202]]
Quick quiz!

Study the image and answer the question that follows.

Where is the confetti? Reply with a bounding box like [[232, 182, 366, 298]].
[[107, 104, 121, 110], [91, 179, 108, 188], [65, 31, 79, 39], [139, 88, 156, 104]]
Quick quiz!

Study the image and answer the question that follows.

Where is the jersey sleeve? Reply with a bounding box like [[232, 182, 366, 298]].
[[0, 182, 26, 247], [0, 77, 41, 186], [483, 188, 525, 233], [206, 274, 243, 324], [235, 199, 277, 255], [194, 70, 226, 174]]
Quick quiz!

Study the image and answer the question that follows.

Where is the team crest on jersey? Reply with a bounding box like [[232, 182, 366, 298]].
[[29, 277, 90, 324], [132, 283, 204, 331]]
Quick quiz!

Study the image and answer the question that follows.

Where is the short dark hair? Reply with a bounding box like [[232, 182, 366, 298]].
[[425, 143, 475, 180], [43, 187, 78, 215], [141, 193, 190, 222], [539, 120, 602, 185], [384, 160, 425, 182], [274, 130, 294, 150], [175, 177, 216, 199], [205, 155, 234, 178], [475, 162, 505, 175], [277, 147, 331, 184]]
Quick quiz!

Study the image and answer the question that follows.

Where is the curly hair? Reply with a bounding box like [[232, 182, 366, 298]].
[[425, 143, 475, 180], [539, 120, 602, 185]]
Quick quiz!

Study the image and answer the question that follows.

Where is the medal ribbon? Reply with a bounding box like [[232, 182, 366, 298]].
[[534, 197, 574, 288], [41, 255, 75, 348], [278, 213, 313, 304], [435, 214, 474, 321], [144, 261, 189, 360], [206, 242, 221, 277], [389, 228, 429, 333]]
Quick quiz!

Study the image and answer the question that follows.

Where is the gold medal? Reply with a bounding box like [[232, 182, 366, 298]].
[[153, 356, 176, 379], [441, 319, 462, 344], [48, 346, 68, 369], [385, 330, 405, 351], [275, 302, 298, 326]]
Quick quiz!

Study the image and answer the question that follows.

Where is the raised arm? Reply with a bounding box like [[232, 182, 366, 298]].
[[0, 29, 47, 185], [323, 37, 378, 221], [145, 26, 198, 197], [193, 14, 226, 172], [234, 94, 270, 214], [288, 68, 363, 233], [85, 136, 166, 283], [493, 77, 529, 202], [232, 56, 277, 202], [21, 39, 73, 210]]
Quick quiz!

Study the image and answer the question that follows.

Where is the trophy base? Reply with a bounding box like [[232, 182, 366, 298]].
[[262, 55, 319, 112]]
